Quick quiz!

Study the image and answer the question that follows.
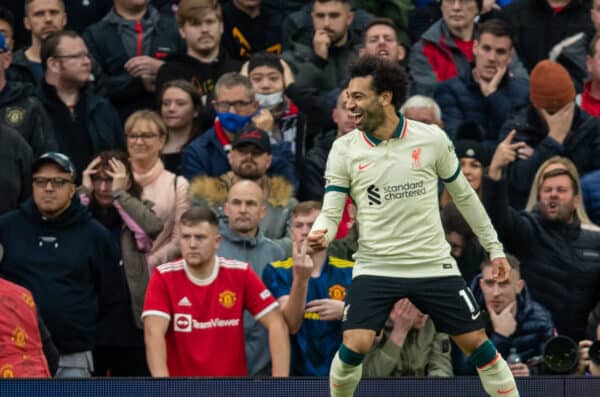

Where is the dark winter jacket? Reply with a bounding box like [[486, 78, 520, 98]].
[[0, 124, 33, 215], [299, 128, 336, 201], [482, 174, 600, 342], [8, 49, 41, 87], [0, 197, 120, 354], [453, 273, 555, 375], [217, 220, 286, 376], [0, 81, 58, 157], [434, 71, 530, 145], [83, 6, 185, 121], [502, 0, 594, 73], [499, 105, 600, 209], [181, 125, 299, 189], [582, 169, 600, 226]]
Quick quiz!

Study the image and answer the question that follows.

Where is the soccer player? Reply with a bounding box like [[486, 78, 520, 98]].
[[142, 207, 290, 377], [307, 56, 519, 397]]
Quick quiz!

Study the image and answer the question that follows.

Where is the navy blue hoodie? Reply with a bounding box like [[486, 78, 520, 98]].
[[0, 197, 119, 354]]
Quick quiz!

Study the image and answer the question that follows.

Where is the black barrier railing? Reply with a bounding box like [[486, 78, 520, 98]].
[[1, 377, 600, 397]]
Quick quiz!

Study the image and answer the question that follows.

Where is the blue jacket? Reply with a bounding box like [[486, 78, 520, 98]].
[[453, 273, 555, 375], [0, 197, 119, 354], [434, 72, 529, 146], [582, 169, 600, 226], [181, 127, 299, 189]]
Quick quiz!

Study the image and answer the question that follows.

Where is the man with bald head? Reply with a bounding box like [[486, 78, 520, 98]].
[[217, 178, 287, 376]]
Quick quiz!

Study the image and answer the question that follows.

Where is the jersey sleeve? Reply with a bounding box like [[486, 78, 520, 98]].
[[244, 267, 279, 320], [141, 271, 172, 321], [312, 139, 350, 242], [434, 129, 461, 183], [262, 263, 292, 299]]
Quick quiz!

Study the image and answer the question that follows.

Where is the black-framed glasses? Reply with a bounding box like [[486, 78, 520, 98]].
[[52, 52, 90, 61], [213, 99, 254, 113], [33, 177, 74, 188], [126, 133, 160, 141]]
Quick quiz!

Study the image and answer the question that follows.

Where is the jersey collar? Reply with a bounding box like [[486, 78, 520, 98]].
[[361, 113, 407, 147]]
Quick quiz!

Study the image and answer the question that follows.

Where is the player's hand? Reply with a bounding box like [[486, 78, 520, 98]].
[[576, 339, 593, 375], [307, 229, 329, 251], [491, 256, 511, 282], [292, 239, 314, 281], [488, 130, 527, 180], [82, 156, 101, 192], [487, 301, 517, 337], [252, 109, 275, 131], [313, 29, 331, 60], [509, 362, 530, 377], [305, 298, 344, 320]]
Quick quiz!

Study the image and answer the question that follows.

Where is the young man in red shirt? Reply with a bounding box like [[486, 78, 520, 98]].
[[143, 206, 290, 377]]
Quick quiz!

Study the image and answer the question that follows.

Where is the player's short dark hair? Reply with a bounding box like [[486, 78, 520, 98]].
[[248, 52, 284, 75], [40, 30, 80, 70], [293, 201, 322, 217], [180, 207, 219, 228], [475, 18, 514, 44], [349, 56, 408, 110], [0, 7, 15, 32], [362, 17, 399, 45], [480, 254, 521, 274]]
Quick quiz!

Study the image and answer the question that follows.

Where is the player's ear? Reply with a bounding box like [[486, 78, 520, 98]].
[[379, 91, 392, 106]]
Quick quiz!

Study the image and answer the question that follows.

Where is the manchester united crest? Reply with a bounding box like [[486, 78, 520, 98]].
[[12, 327, 26, 348], [218, 290, 237, 308], [0, 364, 14, 378], [328, 284, 347, 301]]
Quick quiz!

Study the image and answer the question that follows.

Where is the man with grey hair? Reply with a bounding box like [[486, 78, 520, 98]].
[[400, 95, 443, 128], [182, 72, 297, 186]]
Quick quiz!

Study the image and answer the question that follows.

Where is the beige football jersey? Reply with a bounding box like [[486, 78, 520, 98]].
[[312, 114, 504, 278]]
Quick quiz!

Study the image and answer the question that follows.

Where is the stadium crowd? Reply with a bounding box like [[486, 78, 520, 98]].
[[1, 0, 600, 386]]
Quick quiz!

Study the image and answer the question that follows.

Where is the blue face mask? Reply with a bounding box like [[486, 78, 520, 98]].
[[216, 111, 253, 134]]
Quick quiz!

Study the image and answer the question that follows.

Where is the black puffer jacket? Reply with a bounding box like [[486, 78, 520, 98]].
[[482, 174, 600, 342]]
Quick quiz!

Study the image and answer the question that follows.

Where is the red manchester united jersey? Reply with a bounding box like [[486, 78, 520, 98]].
[[142, 256, 278, 376]]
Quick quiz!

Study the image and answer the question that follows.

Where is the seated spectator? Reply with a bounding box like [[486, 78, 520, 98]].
[[581, 169, 600, 225], [39, 30, 124, 182], [483, 145, 600, 342], [0, 123, 33, 215], [352, 1, 411, 49], [263, 201, 354, 376], [363, 298, 452, 377], [399, 95, 443, 126], [155, 0, 241, 128], [576, 302, 600, 375], [142, 207, 290, 377], [434, 18, 529, 144], [499, 60, 600, 209], [189, 127, 296, 251], [0, 32, 57, 157], [0, 274, 54, 378], [299, 88, 356, 202], [453, 255, 555, 377], [83, 0, 185, 121], [358, 17, 406, 64], [282, 0, 361, 99], [581, 32, 600, 117], [11, 0, 67, 86], [441, 203, 485, 286], [216, 179, 287, 375], [181, 72, 297, 187], [244, 52, 308, 170], [125, 110, 190, 270], [221, 0, 283, 60], [79, 151, 163, 376], [409, 0, 527, 97], [159, 80, 203, 175], [0, 152, 119, 377]]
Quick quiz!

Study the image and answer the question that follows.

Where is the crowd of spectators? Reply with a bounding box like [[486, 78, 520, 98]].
[[0, 0, 600, 381]]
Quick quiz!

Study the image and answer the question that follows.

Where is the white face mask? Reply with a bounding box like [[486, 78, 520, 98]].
[[256, 91, 284, 110]]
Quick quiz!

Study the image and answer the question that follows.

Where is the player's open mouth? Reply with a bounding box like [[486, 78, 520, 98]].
[[351, 112, 363, 124]]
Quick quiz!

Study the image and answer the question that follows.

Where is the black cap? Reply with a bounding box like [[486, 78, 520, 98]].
[[33, 152, 77, 179], [232, 127, 271, 154]]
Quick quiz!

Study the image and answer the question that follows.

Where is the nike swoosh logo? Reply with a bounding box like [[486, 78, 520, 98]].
[[497, 386, 515, 395], [358, 162, 372, 171], [471, 311, 481, 320]]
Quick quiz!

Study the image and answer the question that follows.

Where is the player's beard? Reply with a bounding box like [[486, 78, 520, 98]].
[[361, 100, 386, 133]]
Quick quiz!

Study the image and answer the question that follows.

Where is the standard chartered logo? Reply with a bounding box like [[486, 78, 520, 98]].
[[366, 181, 426, 205]]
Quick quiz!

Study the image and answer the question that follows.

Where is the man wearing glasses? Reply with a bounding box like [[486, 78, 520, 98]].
[[38, 30, 123, 183], [182, 72, 297, 188], [0, 152, 119, 377]]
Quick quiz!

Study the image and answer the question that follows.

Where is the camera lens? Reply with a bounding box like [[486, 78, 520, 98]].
[[543, 335, 578, 374], [589, 341, 600, 365]]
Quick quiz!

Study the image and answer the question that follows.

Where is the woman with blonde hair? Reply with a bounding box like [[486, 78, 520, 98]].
[[525, 156, 596, 226], [124, 110, 190, 270]]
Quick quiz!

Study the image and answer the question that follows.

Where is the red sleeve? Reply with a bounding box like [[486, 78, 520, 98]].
[[142, 271, 172, 321], [243, 267, 278, 320]]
